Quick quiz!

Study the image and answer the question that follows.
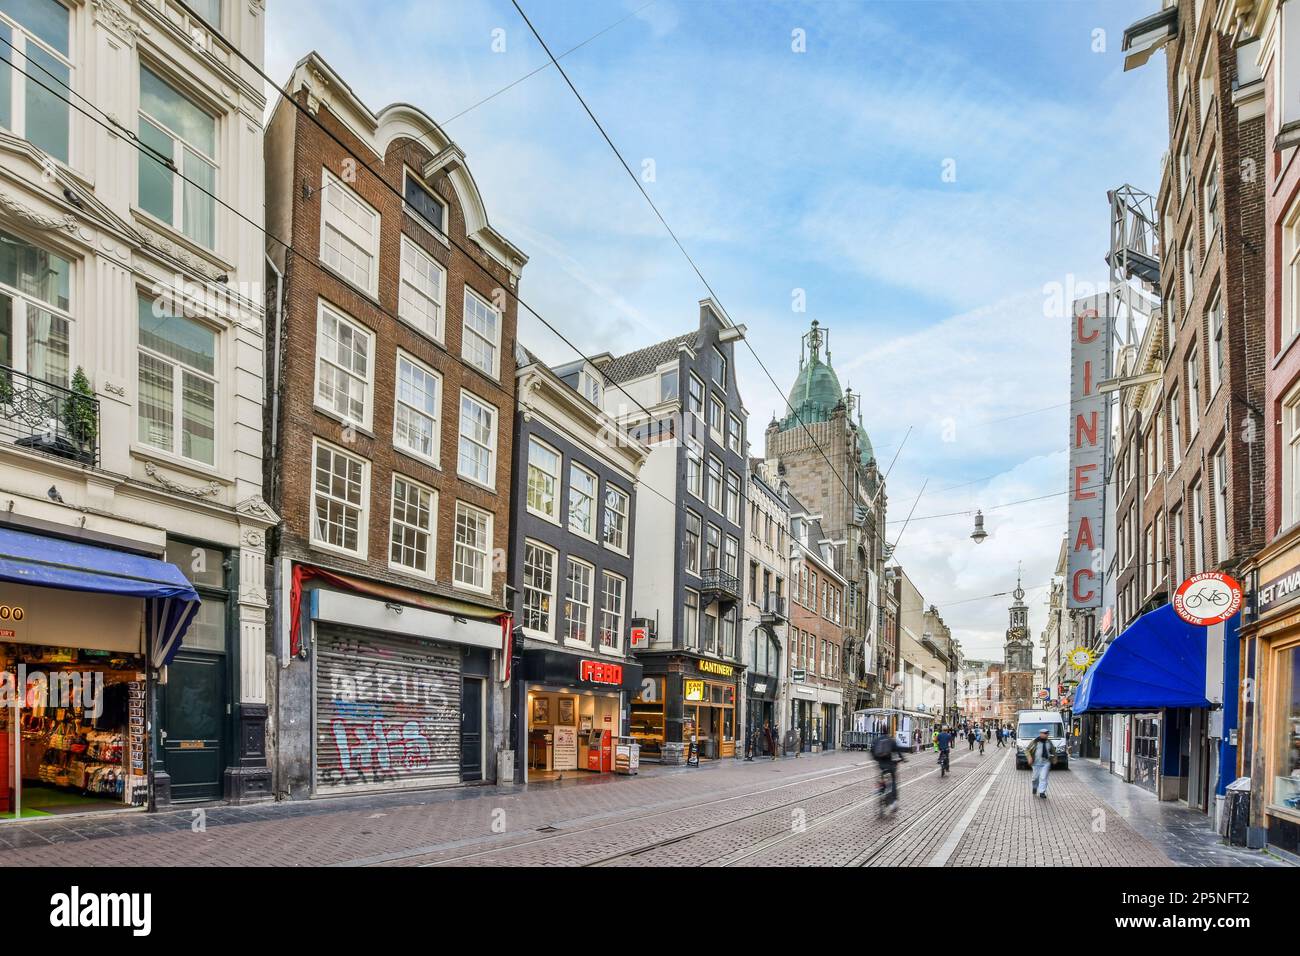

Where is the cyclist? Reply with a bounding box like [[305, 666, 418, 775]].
[[872, 733, 906, 814], [976, 726, 985, 755], [936, 725, 954, 776]]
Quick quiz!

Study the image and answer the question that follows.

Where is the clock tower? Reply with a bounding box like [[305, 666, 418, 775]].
[[1004, 571, 1033, 672]]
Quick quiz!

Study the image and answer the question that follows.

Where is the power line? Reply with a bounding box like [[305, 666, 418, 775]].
[[885, 490, 1067, 525], [507, 0, 869, 533], [2, 19, 839, 549]]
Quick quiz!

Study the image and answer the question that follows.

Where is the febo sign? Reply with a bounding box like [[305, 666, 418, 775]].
[[579, 659, 623, 686], [1068, 293, 1110, 609]]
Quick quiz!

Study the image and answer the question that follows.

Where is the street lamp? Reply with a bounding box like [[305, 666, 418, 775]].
[[971, 510, 988, 543]]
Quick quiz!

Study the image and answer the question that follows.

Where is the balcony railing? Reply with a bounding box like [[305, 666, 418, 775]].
[[761, 592, 787, 623], [0, 366, 100, 467], [700, 567, 741, 603]]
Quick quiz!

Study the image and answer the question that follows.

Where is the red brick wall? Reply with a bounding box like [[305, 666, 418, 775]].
[[268, 89, 519, 609]]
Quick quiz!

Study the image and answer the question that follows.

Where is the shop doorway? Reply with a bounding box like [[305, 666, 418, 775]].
[[461, 677, 484, 782], [161, 649, 226, 802]]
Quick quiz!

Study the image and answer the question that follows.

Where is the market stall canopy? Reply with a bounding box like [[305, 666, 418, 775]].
[[0, 526, 199, 668], [1072, 603, 1211, 715]]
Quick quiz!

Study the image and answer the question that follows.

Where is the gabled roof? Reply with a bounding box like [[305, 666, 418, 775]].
[[600, 332, 697, 384]]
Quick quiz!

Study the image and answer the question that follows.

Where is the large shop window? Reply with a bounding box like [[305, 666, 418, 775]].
[[139, 66, 217, 249], [0, 227, 71, 387], [1274, 645, 1300, 814], [311, 439, 369, 557], [0, 0, 71, 163], [137, 294, 216, 465]]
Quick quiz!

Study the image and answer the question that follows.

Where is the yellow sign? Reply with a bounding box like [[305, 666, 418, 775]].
[[1068, 647, 1097, 670], [699, 659, 734, 677], [685, 680, 705, 702]]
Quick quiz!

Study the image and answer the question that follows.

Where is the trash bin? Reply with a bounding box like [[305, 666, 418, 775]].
[[1224, 776, 1251, 847]]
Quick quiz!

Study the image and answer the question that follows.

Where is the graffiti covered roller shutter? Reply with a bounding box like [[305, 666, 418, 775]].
[[314, 626, 461, 793]]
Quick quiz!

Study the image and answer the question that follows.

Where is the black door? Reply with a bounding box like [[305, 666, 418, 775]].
[[461, 677, 483, 781], [162, 650, 226, 801]]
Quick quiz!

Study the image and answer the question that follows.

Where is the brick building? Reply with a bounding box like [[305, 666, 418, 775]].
[[263, 52, 526, 797], [1224, 0, 1300, 858], [788, 493, 846, 751]]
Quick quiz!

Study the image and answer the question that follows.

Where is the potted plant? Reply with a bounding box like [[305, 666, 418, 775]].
[[61, 366, 98, 463]]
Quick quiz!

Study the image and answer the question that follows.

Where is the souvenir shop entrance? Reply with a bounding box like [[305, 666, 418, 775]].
[[1, 584, 153, 820]]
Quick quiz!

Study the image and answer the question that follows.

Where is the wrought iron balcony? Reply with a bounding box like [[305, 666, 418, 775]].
[[0, 366, 100, 467], [700, 567, 741, 603], [761, 592, 787, 623]]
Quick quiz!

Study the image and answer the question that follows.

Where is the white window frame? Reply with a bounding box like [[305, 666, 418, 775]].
[[727, 413, 742, 455], [319, 167, 379, 297], [687, 372, 705, 422], [137, 293, 218, 466], [1286, 199, 1300, 345], [402, 166, 447, 240], [1173, 505, 1186, 584], [1190, 481, 1205, 574], [0, 2, 72, 164], [393, 350, 441, 466], [564, 556, 595, 646], [1213, 447, 1228, 564], [707, 454, 723, 512], [602, 483, 630, 554], [712, 345, 727, 388], [457, 389, 498, 490], [1287, 386, 1300, 528], [1208, 297, 1223, 396], [599, 570, 626, 653], [724, 535, 739, 578], [310, 438, 370, 559], [684, 510, 702, 576], [521, 538, 557, 640], [1170, 388, 1183, 469], [659, 367, 679, 404], [1187, 346, 1201, 438], [1204, 158, 1220, 239], [388, 473, 437, 579], [452, 501, 493, 594], [685, 436, 704, 499], [709, 394, 725, 441], [525, 435, 562, 524], [568, 462, 598, 540], [138, 65, 217, 249], [725, 470, 741, 525], [398, 235, 446, 343], [461, 286, 501, 379], [1182, 233, 1196, 320], [315, 301, 374, 430], [0, 229, 73, 388], [580, 368, 603, 407]]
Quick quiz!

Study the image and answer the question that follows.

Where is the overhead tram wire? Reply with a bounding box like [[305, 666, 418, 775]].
[[506, 0, 869, 517], [884, 490, 1068, 525], [172, 0, 884, 536], [2, 34, 797, 532]]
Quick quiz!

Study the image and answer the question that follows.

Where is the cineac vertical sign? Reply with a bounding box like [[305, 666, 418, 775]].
[[1068, 293, 1110, 609]]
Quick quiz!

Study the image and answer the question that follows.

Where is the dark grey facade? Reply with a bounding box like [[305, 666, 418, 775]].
[[509, 348, 646, 781]]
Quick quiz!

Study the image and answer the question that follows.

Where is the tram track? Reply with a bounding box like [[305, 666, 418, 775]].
[[362, 756, 878, 867], [580, 750, 984, 868]]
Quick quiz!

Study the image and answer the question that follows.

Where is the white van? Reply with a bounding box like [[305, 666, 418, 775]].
[[1014, 709, 1068, 770]]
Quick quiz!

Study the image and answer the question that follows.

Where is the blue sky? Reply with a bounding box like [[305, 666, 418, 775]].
[[267, 0, 1168, 659]]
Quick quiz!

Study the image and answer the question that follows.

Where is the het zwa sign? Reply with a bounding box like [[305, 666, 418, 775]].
[[1068, 294, 1109, 609]]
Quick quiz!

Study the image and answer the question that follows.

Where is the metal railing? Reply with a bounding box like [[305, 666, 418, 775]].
[[0, 366, 100, 467], [700, 567, 741, 601], [761, 592, 787, 621]]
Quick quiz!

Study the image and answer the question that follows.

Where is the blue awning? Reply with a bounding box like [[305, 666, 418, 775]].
[[0, 526, 200, 668], [1073, 603, 1211, 714]]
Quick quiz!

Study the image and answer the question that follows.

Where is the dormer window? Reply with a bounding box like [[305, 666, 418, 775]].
[[404, 169, 446, 236], [580, 367, 602, 406]]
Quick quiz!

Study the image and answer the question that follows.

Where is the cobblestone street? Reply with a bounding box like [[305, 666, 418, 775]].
[[0, 749, 1289, 867]]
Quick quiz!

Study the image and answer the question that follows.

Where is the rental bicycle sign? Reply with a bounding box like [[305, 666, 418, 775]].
[[1172, 572, 1243, 626]]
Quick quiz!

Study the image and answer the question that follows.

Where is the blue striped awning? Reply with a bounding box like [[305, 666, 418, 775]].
[[0, 526, 200, 668]]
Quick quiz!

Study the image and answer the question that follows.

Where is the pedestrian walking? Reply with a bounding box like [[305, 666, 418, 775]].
[[1027, 728, 1056, 799], [967, 729, 976, 751]]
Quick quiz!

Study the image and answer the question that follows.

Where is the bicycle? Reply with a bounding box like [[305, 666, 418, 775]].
[[877, 755, 903, 816], [938, 748, 950, 777], [1183, 588, 1229, 610]]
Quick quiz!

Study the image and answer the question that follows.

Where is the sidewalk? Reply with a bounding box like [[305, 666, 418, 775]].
[[1072, 758, 1290, 867]]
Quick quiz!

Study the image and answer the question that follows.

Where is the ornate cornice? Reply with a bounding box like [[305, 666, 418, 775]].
[[93, 0, 145, 44], [0, 188, 78, 234], [144, 461, 223, 498], [135, 223, 223, 282], [235, 494, 280, 527]]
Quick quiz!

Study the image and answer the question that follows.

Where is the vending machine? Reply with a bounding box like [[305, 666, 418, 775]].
[[587, 729, 612, 772]]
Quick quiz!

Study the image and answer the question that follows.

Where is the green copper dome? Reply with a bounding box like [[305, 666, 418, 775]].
[[779, 320, 843, 430], [855, 420, 874, 467]]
